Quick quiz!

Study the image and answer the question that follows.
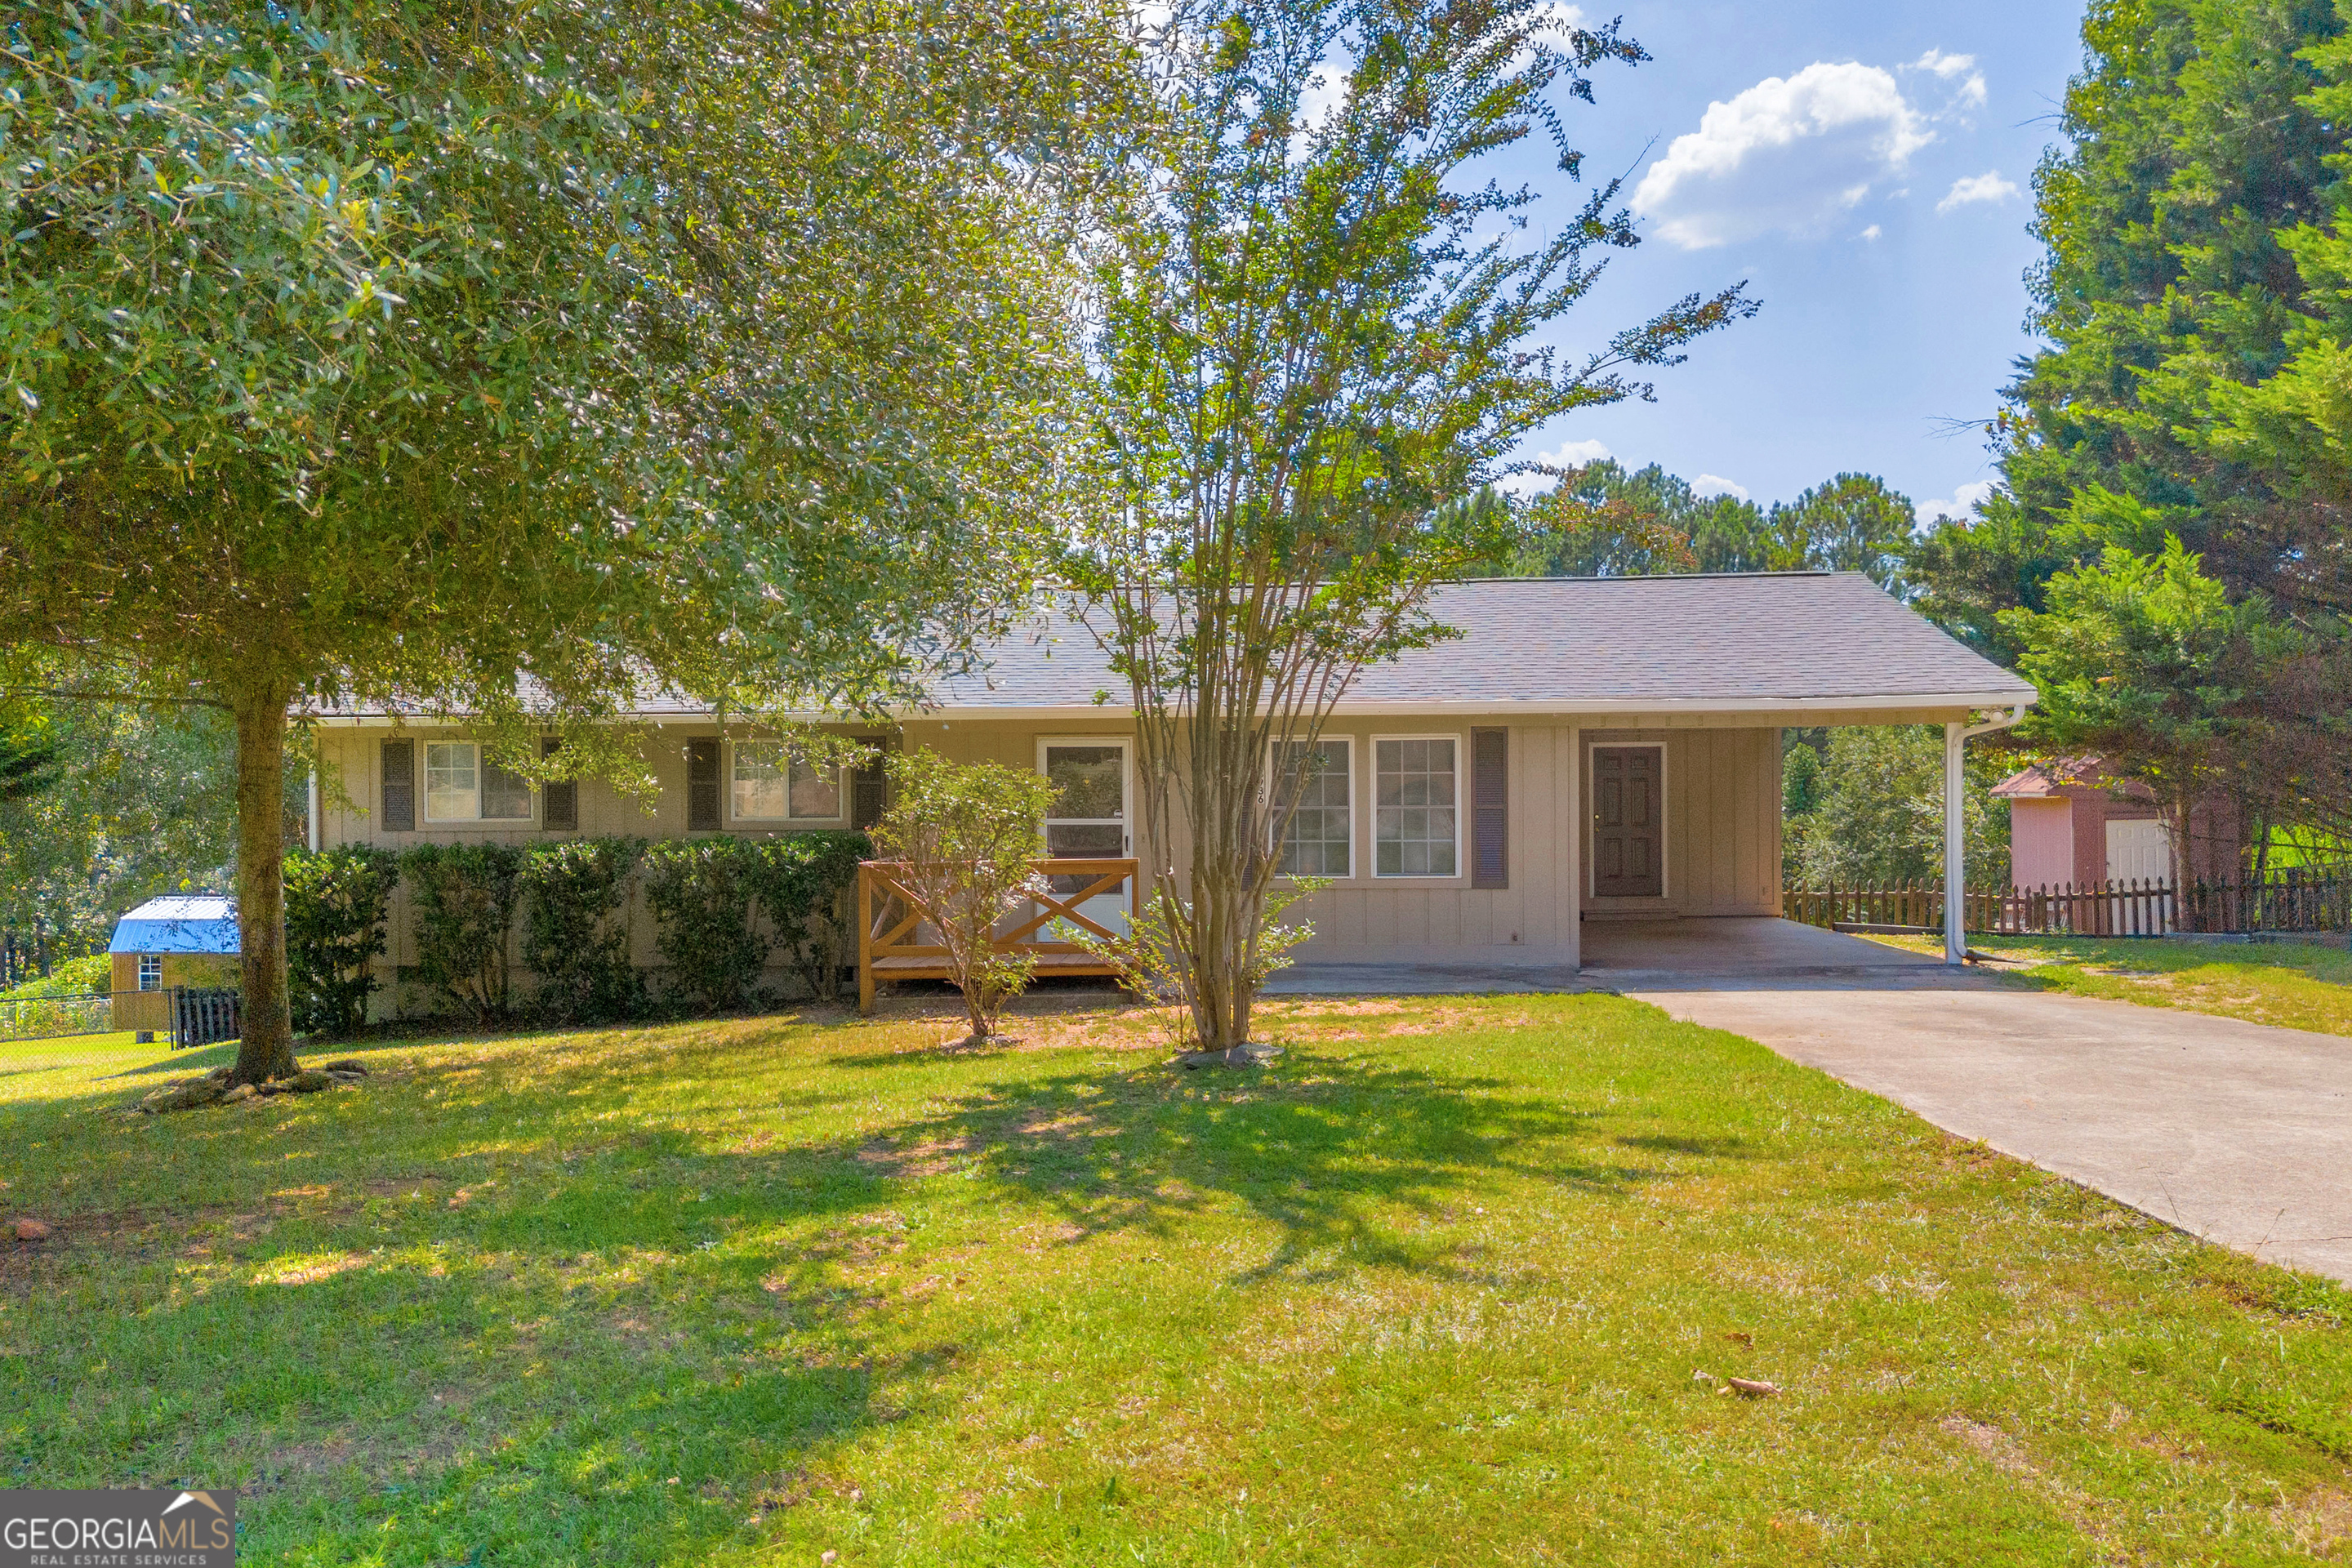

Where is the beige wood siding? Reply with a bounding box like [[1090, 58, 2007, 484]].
[[1580, 728, 1781, 917], [314, 711, 1800, 982]]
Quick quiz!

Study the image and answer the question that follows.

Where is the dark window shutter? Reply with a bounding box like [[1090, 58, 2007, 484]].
[[541, 736, 577, 831], [381, 739, 416, 832], [1471, 727, 1508, 889], [687, 739, 721, 831]]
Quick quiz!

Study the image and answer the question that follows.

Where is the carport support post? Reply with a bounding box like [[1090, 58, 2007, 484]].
[[1943, 721, 1965, 966]]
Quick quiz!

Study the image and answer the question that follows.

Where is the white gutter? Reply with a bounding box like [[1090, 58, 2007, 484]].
[[1944, 705, 2029, 965], [308, 691, 2040, 725]]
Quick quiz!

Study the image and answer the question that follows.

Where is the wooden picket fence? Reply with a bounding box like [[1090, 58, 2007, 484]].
[[1786, 872, 2350, 938]]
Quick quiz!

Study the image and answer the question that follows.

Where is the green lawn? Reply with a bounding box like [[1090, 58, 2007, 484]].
[[3, 993, 2349, 1565], [1869, 931, 2352, 1039]]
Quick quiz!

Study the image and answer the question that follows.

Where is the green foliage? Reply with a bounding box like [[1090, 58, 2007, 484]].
[[0, 0, 1116, 1079], [1784, 727, 2009, 889], [643, 841, 770, 1015], [1068, 0, 1752, 1050], [517, 840, 647, 1027], [0, 695, 236, 956], [1903, 0, 2352, 844], [2002, 537, 2303, 822], [402, 844, 524, 1026], [743, 832, 872, 1004], [1499, 464, 1913, 588], [0, 954, 110, 1001], [1781, 734, 1824, 818], [871, 751, 1056, 1039], [284, 846, 399, 1037]]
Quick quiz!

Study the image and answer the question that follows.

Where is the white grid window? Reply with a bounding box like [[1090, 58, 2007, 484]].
[[1272, 739, 1351, 877], [424, 742, 532, 822], [1374, 737, 1458, 877], [137, 955, 162, 991], [731, 742, 843, 822]]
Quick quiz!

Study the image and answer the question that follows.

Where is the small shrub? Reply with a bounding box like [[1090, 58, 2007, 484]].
[[871, 751, 1055, 1042], [403, 843, 523, 1024], [285, 846, 400, 1036], [746, 831, 871, 1002], [519, 839, 646, 1024], [643, 839, 768, 1012]]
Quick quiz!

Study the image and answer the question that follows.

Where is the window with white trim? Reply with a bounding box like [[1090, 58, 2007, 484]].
[[423, 742, 533, 822], [730, 742, 844, 822], [137, 955, 163, 991], [1374, 737, 1458, 876], [1272, 738, 1352, 877]]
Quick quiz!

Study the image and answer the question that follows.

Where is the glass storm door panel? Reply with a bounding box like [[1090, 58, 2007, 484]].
[[1591, 745, 1664, 898], [1040, 742, 1131, 939], [1042, 743, 1129, 857]]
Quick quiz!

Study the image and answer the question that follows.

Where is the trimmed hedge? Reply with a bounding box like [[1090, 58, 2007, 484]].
[[403, 843, 524, 1025], [287, 833, 868, 1031], [284, 846, 400, 1036], [518, 838, 646, 1025]]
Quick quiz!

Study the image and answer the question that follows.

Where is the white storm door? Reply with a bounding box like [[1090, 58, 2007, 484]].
[[1039, 739, 1132, 938]]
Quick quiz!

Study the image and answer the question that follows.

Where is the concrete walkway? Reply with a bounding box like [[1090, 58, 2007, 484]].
[[1280, 920, 2352, 1284]]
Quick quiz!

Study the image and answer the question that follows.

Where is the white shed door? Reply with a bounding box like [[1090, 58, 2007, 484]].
[[2105, 818, 2173, 884]]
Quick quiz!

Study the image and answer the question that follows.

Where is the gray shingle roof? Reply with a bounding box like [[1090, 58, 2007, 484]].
[[314, 573, 2033, 719], [933, 573, 2034, 711]]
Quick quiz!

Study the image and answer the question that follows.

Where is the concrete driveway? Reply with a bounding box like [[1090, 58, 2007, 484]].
[[1282, 919, 2352, 1284], [1605, 920, 2352, 1285]]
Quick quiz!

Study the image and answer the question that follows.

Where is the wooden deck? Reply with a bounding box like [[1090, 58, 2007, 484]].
[[857, 858, 1138, 1013]]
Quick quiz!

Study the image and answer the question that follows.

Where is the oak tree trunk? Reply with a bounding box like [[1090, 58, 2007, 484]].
[[231, 688, 298, 1084]]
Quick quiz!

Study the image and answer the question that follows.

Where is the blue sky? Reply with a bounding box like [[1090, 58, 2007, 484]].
[[1495, 0, 2086, 518]]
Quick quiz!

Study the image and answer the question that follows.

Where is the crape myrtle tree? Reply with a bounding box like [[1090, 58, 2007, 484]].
[[1066, 0, 1754, 1059], [0, 0, 1122, 1085]]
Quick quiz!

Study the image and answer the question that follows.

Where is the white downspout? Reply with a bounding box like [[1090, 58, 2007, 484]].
[[307, 768, 322, 853], [1944, 705, 2028, 965]]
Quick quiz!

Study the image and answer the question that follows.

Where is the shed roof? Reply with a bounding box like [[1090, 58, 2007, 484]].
[[109, 896, 239, 956]]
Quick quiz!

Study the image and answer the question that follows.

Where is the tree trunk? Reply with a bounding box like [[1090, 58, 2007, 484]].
[[231, 688, 298, 1084]]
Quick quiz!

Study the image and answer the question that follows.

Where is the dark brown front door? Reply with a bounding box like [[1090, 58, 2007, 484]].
[[1592, 746, 1663, 898]]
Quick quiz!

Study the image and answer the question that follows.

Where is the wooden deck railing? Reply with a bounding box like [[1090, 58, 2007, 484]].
[[858, 858, 1138, 1013]]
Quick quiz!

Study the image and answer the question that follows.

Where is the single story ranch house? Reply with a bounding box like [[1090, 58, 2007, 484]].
[[310, 572, 2035, 1006]]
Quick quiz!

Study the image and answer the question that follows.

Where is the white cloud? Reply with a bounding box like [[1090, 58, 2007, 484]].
[[1693, 474, 1750, 502], [1631, 63, 1933, 249], [1860, 224, 1882, 241], [1937, 170, 2020, 213], [1499, 439, 1612, 496], [1920, 479, 1996, 520], [1909, 47, 1986, 108]]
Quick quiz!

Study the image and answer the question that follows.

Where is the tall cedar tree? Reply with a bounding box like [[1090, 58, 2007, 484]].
[[1, 1, 1120, 1082], [1907, 0, 2352, 844], [1068, 0, 1753, 1057]]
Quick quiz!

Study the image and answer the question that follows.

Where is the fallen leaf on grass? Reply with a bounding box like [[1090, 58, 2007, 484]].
[[1722, 1377, 1780, 1398]]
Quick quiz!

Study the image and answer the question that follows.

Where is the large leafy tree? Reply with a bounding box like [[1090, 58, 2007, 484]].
[[2001, 537, 2308, 863], [1067, 0, 1753, 1058], [1494, 463, 1912, 588], [2, 0, 1116, 1082]]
